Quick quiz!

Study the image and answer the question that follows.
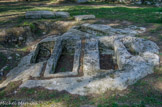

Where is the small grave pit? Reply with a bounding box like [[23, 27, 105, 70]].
[[99, 43, 118, 70], [55, 46, 74, 73]]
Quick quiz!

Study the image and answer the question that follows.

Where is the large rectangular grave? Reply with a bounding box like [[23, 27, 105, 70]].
[[99, 43, 118, 70], [43, 38, 81, 78], [55, 46, 74, 73]]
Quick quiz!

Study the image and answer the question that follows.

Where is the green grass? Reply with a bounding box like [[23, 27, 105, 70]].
[[1, 77, 162, 107], [69, 6, 162, 23], [0, 2, 162, 27]]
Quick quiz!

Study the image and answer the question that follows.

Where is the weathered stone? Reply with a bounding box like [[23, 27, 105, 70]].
[[80, 23, 145, 36], [135, 1, 142, 5], [1, 23, 160, 96], [74, 15, 95, 21], [83, 38, 100, 76], [8, 56, 12, 60], [142, 52, 159, 66], [25, 11, 55, 19], [154, 12, 162, 14], [145, 1, 151, 5], [16, 53, 20, 57], [25, 11, 70, 19], [154, 3, 162, 7], [55, 12, 70, 18], [18, 36, 24, 41], [0, 66, 8, 72]]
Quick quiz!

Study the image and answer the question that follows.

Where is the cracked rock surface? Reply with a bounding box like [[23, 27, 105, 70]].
[[0, 23, 159, 95]]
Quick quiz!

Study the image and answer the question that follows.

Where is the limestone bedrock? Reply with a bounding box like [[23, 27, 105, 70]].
[[0, 23, 159, 95]]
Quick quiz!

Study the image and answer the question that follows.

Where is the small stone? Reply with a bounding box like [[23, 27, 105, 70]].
[[139, 27, 146, 32], [154, 12, 162, 14], [42, 32, 46, 35], [145, 1, 151, 5], [135, 2, 142, 5], [16, 53, 20, 57], [14, 91, 17, 94], [19, 36, 24, 41], [55, 12, 70, 18], [155, 3, 160, 7], [74, 15, 95, 21], [0, 72, 3, 76], [0, 66, 8, 72], [8, 56, 12, 60], [15, 45, 19, 48], [12, 38, 18, 42]]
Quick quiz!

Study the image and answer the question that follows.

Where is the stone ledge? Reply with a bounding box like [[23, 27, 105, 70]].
[[74, 15, 95, 21], [25, 11, 70, 19]]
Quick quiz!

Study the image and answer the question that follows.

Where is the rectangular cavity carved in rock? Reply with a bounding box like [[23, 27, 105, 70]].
[[31, 41, 55, 63], [55, 46, 74, 73], [99, 42, 118, 70], [44, 39, 81, 77]]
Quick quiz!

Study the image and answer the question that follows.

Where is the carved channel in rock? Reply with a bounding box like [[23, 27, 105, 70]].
[[31, 41, 55, 63], [99, 43, 118, 70], [55, 46, 74, 73], [53, 39, 76, 74]]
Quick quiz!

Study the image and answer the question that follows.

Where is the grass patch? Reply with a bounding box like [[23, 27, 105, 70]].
[[0, 2, 162, 27]]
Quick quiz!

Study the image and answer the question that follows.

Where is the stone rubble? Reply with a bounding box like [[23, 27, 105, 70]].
[[0, 23, 159, 95]]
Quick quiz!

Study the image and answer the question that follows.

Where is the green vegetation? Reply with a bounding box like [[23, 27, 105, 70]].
[[60, 67, 65, 72], [158, 34, 162, 40], [0, 1, 162, 27], [0, 53, 7, 69]]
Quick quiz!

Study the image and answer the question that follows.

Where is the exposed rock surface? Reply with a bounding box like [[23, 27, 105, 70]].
[[55, 12, 70, 18], [26, 11, 55, 19], [25, 11, 70, 19], [74, 15, 95, 21], [0, 23, 159, 95]]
